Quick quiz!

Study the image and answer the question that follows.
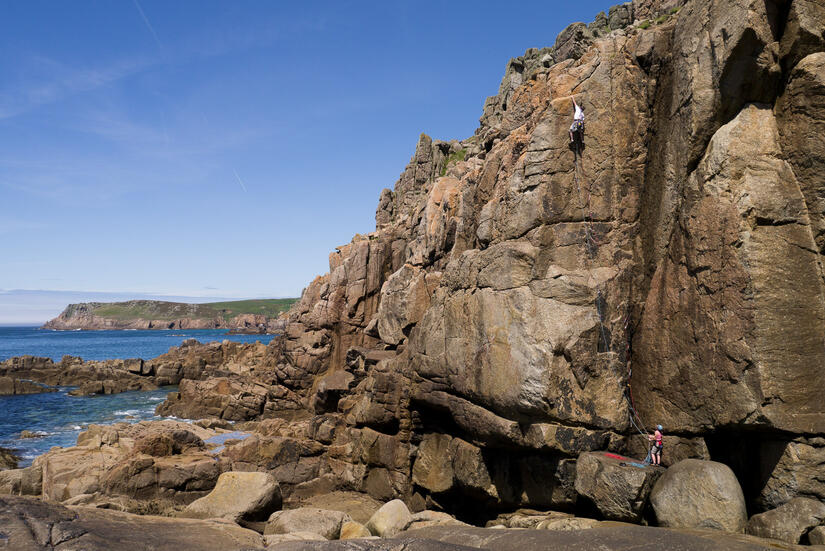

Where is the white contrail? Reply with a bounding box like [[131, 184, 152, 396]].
[[233, 170, 248, 193], [132, 0, 165, 57]]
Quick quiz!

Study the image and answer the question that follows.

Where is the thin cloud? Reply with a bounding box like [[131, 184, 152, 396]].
[[132, 0, 166, 59], [0, 55, 151, 120], [233, 169, 248, 193]]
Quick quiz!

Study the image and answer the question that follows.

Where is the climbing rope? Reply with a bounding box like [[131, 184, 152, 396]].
[[572, 130, 651, 455], [572, 139, 610, 352]]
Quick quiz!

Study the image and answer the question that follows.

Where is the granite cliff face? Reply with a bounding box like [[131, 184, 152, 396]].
[[227, 0, 825, 515], [8, 0, 825, 535]]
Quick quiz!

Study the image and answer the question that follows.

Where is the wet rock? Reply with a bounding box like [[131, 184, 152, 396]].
[[650, 459, 747, 532], [0, 376, 56, 396], [180, 471, 282, 523], [574, 451, 664, 522], [746, 497, 825, 544]]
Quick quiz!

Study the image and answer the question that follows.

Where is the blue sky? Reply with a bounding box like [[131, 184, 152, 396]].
[[1, 0, 616, 323]]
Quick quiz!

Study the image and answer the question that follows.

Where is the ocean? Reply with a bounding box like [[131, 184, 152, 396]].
[[0, 326, 274, 362], [0, 327, 275, 466]]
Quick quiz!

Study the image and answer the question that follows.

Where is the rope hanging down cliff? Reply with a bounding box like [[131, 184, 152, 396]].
[[571, 138, 650, 451]]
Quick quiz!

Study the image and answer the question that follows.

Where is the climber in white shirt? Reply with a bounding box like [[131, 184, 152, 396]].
[[569, 97, 585, 144]]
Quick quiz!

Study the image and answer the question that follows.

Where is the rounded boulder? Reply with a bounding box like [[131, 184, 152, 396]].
[[180, 471, 281, 523], [264, 507, 352, 540], [365, 499, 413, 537], [650, 459, 747, 532]]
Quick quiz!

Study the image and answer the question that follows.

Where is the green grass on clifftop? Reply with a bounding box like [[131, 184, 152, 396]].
[[88, 298, 297, 322]]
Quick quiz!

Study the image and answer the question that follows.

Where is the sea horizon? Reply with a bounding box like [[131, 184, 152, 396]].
[[0, 326, 275, 362]]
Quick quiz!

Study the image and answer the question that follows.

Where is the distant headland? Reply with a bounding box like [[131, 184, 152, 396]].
[[41, 298, 297, 333]]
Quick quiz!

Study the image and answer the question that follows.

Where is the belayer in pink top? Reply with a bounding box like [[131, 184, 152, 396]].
[[648, 424, 664, 465]]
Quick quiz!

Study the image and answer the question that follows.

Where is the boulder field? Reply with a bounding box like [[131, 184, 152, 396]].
[[3, 0, 825, 548]]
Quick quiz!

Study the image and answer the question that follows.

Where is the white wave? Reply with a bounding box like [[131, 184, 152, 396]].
[[114, 409, 142, 416]]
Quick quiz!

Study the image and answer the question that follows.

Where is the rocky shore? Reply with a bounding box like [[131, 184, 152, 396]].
[[0, 338, 274, 396], [3, 0, 825, 548]]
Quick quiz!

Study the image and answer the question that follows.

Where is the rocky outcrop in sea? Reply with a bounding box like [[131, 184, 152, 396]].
[[2, 0, 825, 548]]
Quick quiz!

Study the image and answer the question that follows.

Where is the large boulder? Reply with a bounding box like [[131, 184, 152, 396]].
[[412, 433, 454, 493], [365, 499, 413, 537], [36, 421, 222, 507], [745, 497, 825, 544], [650, 459, 747, 532], [574, 452, 663, 522], [134, 429, 204, 456], [180, 471, 282, 523], [265, 508, 353, 540]]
